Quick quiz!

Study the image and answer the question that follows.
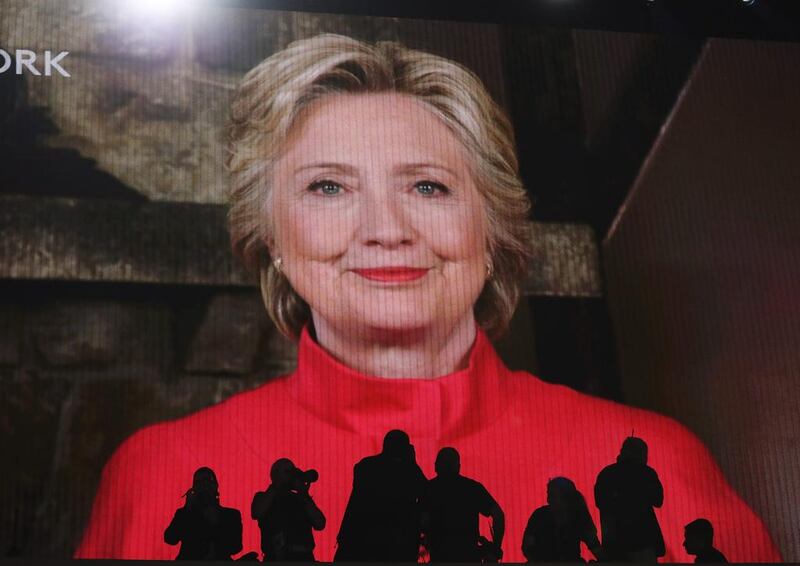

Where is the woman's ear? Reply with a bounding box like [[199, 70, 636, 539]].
[[263, 233, 278, 261], [263, 236, 284, 275]]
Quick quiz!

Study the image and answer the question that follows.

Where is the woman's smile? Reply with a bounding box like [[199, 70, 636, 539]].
[[351, 267, 430, 283]]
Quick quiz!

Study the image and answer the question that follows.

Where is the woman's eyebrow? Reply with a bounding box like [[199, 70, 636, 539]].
[[293, 162, 462, 181], [394, 162, 462, 180], [293, 162, 358, 175]]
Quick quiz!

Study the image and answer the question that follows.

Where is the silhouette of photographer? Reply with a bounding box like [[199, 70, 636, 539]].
[[422, 447, 504, 563], [335, 430, 427, 562], [594, 437, 665, 561], [163, 467, 243, 560], [522, 477, 601, 562], [251, 458, 326, 561], [684, 519, 728, 563]]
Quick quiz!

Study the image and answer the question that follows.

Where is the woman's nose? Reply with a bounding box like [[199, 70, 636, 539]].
[[358, 190, 414, 248]]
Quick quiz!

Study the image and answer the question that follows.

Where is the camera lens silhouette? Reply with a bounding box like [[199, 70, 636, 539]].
[[292, 468, 319, 484]]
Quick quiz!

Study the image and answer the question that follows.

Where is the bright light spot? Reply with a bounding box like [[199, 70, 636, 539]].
[[118, 0, 191, 22]]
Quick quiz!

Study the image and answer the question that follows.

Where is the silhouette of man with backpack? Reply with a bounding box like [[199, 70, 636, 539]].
[[594, 437, 665, 561]]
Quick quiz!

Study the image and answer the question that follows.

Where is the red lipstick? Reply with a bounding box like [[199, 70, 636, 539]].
[[352, 267, 429, 283]]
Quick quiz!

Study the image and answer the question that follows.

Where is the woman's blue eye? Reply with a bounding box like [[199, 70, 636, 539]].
[[414, 180, 448, 196], [309, 180, 342, 195]]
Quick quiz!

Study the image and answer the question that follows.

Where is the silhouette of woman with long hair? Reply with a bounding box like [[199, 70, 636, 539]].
[[522, 477, 601, 562], [164, 467, 242, 560]]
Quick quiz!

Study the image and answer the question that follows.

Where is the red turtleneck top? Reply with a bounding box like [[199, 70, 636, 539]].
[[75, 328, 780, 562]]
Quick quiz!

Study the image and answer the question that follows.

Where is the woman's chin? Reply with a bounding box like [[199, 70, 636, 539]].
[[311, 290, 477, 340], [337, 309, 473, 341], [320, 310, 438, 339], [353, 314, 437, 335]]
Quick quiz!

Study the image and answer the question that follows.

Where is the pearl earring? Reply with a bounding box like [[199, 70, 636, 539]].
[[273, 257, 283, 274]]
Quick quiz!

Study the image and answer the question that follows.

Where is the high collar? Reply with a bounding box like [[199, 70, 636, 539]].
[[288, 327, 511, 441]]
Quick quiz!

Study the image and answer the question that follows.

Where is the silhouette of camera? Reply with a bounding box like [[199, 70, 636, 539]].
[[290, 467, 319, 485]]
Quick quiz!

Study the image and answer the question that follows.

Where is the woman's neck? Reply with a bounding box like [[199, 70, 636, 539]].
[[310, 314, 478, 378]]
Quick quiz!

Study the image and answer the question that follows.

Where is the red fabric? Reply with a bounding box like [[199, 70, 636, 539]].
[[76, 328, 780, 562]]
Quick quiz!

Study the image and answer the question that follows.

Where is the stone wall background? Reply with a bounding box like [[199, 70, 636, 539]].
[[0, 0, 508, 204], [0, 282, 298, 556]]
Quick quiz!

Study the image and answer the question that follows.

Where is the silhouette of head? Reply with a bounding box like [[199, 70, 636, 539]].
[[435, 447, 461, 477], [546, 476, 577, 508], [382, 429, 412, 459], [270, 458, 297, 487], [684, 518, 714, 555], [618, 436, 648, 464], [192, 467, 219, 498]]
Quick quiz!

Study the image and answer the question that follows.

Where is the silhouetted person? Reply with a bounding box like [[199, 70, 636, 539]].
[[422, 447, 504, 562], [522, 477, 601, 562], [252, 458, 326, 561], [164, 467, 243, 560], [684, 519, 728, 563], [335, 430, 427, 561], [594, 437, 665, 561]]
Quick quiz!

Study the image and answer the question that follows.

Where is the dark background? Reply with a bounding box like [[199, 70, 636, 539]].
[[1, 0, 798, 559]]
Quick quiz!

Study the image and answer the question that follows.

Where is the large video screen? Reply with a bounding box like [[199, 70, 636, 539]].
[[2, 0, 798, 562]]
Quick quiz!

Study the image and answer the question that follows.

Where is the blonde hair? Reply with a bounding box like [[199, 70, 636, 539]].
[[226, 34, 531, 339]]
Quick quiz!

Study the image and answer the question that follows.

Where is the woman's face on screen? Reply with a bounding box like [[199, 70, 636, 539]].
[[270, 93, 488, 338]]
